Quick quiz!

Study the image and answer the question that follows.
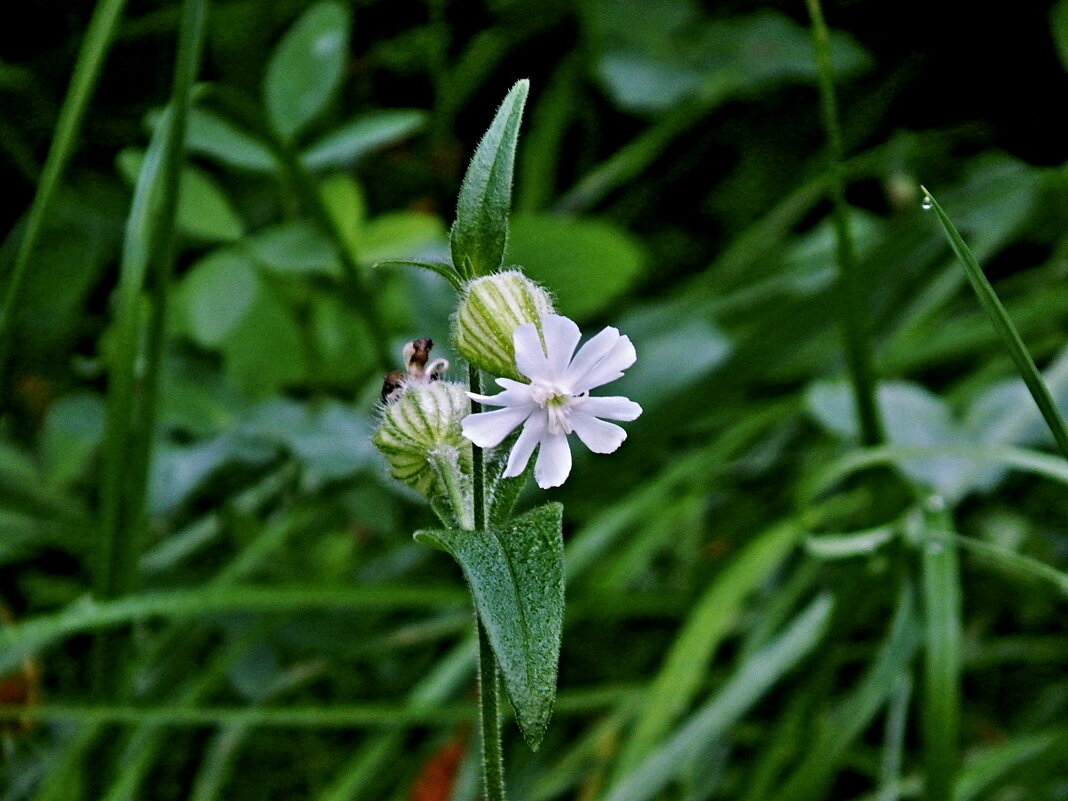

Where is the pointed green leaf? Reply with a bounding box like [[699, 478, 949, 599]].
[[148, 106, 276, 172], [374, 260, 463, 291], [450, 79, 529, 279], [302, 109, 428, 170], [117, 149, 245, 242], [415, 501, 563, 749], [264, 2, 350, 139]]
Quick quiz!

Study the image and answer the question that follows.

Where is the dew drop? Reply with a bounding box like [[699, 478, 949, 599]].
[[921, 195, 933, 211]]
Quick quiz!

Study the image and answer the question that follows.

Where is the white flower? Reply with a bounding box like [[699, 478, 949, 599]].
[[461, 313, 642, 489]]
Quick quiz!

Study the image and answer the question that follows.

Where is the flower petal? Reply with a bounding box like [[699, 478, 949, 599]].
[[534, 430, 572, 488], [495, 377, 532, 392], [513, 321, 552, 382], [570, 412, 627, 454], [577, 395, 643, 421], [561, 326, 620, 391], [468, 382, 533, 408], [504, 413, 546, 477], [540, 314, 582, 378], [462, 405, 533, 448], [570, 334, 637, 393]]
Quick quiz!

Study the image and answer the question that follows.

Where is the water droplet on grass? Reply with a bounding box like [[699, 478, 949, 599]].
[[921, 195, 933, 211]]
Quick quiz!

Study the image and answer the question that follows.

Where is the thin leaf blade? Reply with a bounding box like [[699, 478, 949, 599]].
[[922, 187, 1068, 462]]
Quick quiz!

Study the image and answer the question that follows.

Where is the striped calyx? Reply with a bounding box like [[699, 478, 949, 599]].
[[372, 381, 472, 506], [452, 270, 555, 380]]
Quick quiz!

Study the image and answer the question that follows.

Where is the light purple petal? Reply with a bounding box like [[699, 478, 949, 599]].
[[561, 326, 620, 391], [540, 314, 581, 378], [570, 412, 627, 454], [462, 405, 532, 448], [577, 395, 643, 421], [534, 430, 572, 488], [504, 413, 546, 478], [570, 335, 637, 393], [513, 321, 551, 382]]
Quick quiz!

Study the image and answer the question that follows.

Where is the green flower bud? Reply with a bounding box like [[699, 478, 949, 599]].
[[452, 270, 555, 380], [372, 381, 473, 525]]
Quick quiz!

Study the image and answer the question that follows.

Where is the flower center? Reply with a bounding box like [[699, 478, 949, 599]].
[[529, 382, 573, 435]]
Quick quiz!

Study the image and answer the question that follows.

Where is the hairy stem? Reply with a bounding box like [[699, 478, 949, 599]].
[[469, 362, 506, 800]]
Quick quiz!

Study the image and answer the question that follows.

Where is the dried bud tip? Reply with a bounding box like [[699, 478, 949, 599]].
[[381, 370, 406, 404], [382, 339, 451, 405]]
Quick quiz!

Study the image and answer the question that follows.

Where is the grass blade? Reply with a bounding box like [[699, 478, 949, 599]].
[[877, 674, 913, 801], [775, 584, 921, 801], [316, 640, 475, 801], [922, 187, 1068, 461], [954, 727, 1068, 801], [0, 584, 466, 673], [0, 703, 473, 729], [806, 0, 884, 446], [92, 0, 208, 698], [0, 0, 128, 376], [602, 594, 834, 801], [920, 499, 962, 801], [613, 521, 800, 774]]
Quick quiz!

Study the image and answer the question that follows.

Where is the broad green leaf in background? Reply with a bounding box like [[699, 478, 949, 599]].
[[611, 298, 732, 410], [117, 149, 244, 242], [264, 1, 351, 139], [807, 380, 972, 499], [415, 502, 564, 750], [148, 433, 271, 518], [450, 79, 529, 279], [244, 221, 341, 277], [320, 172, 367, 260], [6, 185, 122, 355], [310, 293, 376, 384], [148, 106, 276, 172], [358, 212, 446, 266], [506, 214, 644, 321], [40, 392, 106, 489], [302, 109, 428, 170], [243, 397, 374, 484], [178, 249, 261, 347], [221, 288, 307, 396], [586, 4, 870, 113]]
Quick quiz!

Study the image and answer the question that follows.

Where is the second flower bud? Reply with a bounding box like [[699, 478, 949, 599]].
[[452, 270, 555, 380]]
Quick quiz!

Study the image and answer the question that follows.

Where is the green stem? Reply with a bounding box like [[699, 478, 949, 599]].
[[0, 0, 129, 381], [478, 618, 506, 801], [920, 498, 962, 801], [427, 449, 474, 530], [806, 0, 885, 446], [468, 362, 506, 801]]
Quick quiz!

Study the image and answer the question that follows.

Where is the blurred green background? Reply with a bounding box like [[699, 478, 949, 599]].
[[3, 1, 1068, 799]]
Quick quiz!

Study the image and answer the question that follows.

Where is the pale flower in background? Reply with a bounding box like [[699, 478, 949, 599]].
[[462, 313, 642, 488]]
